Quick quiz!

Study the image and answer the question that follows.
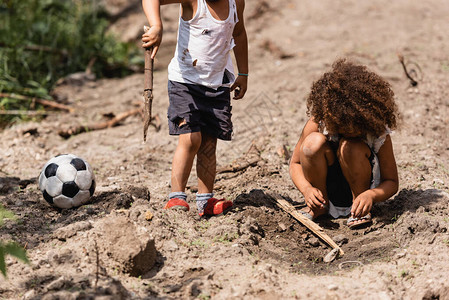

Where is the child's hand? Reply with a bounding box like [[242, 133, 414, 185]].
[[303, 186, 326, 209], [351, 191, 374, 218], [231, 75, 247, 100], [142, 25, 163, 59]]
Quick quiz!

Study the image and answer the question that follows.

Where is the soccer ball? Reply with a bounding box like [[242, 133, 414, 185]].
[[38, 154, 96, 209]]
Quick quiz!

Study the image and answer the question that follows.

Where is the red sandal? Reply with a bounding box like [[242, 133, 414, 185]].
[[164, 198, 190, 211], [199, 198, 233, 216]]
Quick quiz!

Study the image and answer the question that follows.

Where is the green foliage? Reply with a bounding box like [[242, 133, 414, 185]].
[[0, 241, 29, 277], [197, 294, 211, 300], [0, 0, 141, 125], [0, 205, 29, 277], [0, 204, 17, 226], [213, 232, 239, 244]]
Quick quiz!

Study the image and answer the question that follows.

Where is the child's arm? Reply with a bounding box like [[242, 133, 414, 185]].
[[351, 134, 399, 218], [141, 0, 164, 58], [231, 0, 248, 100], [142, 0, 190, 58], [289, 119, 327, 209]]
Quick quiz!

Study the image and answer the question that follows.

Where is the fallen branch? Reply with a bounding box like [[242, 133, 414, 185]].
[[94, 239, 99, 290], [0, 93, 73, 112], [217, 156, 261, 174], [58, 108, 141, 139], [397, 53, 421, 86], [260, 39, 294, 59], [0, 110, 61, 116], [0, 42, 68, 56], [217, 141, 261, 173], [271, 193, 344, 256]]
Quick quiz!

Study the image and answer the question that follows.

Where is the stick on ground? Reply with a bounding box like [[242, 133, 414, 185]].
[[58, 108, 141, 139], [0, 110, 61, 116], [271, 193, 344, 256], [0, 93, 73, 112], [217, 156, 261, 174], [397, 52, 421, 86]]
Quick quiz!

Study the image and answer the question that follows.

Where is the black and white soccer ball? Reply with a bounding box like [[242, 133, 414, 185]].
[[38, 154, 96, 209]]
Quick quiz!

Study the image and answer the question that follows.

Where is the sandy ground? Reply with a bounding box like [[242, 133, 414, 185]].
[[1, 0, 449, 299]]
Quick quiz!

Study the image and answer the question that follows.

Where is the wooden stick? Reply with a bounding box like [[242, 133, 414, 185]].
[[271, 193, 344, 256], [0, 42, 68, 56], [58, 108, 141, 139], [0, 93, 73, 112], [217, 156, 260, 174], [143, 25, 154, 142], [0, 110, 61, 116], [397, 53, 419, 86]]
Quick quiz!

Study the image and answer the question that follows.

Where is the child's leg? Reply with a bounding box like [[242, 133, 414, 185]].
[[337, 138, 372, 198], [299, 132, 335, 218], [195, 133, 216, 213], [195, 133, 232, 216], [170, 132, 202, 193], [337, 138, 372, 226], [196, 133, 217, 193]]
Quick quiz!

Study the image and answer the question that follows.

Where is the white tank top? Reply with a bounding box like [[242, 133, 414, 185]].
[[168, 0, 238, 89]]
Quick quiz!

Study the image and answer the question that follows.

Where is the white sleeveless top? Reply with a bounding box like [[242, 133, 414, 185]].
[[168, 0, 238, 89]]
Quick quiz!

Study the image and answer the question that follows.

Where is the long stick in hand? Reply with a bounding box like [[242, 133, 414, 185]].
[[143, 25, 154, 142]]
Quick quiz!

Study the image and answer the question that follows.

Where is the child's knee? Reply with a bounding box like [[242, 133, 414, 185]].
[[338, 139, 370, 162], [301, 132, 327, 158]]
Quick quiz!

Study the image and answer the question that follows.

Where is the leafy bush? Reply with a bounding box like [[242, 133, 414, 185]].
[[0, 204, 29, 277], [0, 0, 141, 126]]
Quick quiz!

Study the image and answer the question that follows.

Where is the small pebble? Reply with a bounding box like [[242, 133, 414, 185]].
[[333, 234, 348, 246], [278, 223, 287, 232], [46, 276, 65, 291], [308, 237, 320, 247], [396, 250, 407, 259], [323, 248, 339, 263], [23, 290, 36, 300]]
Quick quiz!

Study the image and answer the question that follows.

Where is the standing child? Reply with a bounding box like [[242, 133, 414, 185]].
[[289, 59, 399, 229], [142, 0, 248, 216]]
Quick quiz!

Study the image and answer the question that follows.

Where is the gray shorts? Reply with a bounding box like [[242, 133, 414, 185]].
[[167, 80, 233, 140]]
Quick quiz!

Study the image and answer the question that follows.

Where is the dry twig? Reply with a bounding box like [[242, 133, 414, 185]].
[[217, 156, 261, 174], [0, 110, 61, 116], [0, 42, 68, 56], [94, 239, 99, 290], [217, 141, 262, 173], [0, 93, 73, 112], [58, 108, 141, 139], [260, 39, 294, 59], [397, 52, 422, 86], [271, 193, 344, 256]]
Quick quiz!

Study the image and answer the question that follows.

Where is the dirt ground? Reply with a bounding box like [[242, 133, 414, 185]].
[[1, 0, 449, 299]]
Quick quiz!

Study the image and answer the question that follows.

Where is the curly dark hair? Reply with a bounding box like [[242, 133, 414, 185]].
[[307, 59, 398, 137]]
